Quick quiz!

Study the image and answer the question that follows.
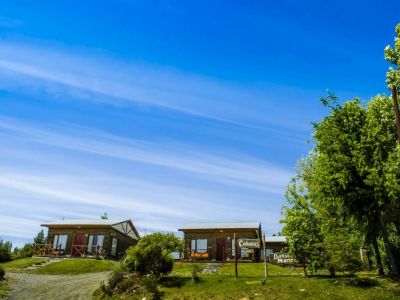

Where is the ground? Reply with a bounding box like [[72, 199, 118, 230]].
[[0, 258, 115, 299], [2, 258, 400, 299], [158, 263, 400, 300], [5, 272, 109, 300]]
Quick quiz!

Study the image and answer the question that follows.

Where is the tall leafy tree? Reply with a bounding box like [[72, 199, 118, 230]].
[[281, 174, 325, 277], [384, 24, 400, 140], [311, 95, 400, 279]]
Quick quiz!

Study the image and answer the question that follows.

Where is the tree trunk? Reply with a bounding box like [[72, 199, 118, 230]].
[[392, 87, 400, 142], [379, 214, 400, 279], [371, 234, 384, 276], [329, 266, 335, 277], [303, 256, 308, 277]]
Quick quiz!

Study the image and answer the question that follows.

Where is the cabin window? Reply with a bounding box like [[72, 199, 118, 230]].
[[88, 234, 104, 251], [53, 234, 68, 250], [111, 238, 118, 256], [191, 239, 207, 253], [265, 248, 273, 255]]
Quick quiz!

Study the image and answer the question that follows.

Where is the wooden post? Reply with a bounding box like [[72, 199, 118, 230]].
[[234, 233, 238, 278], [263, 234, 267, 282]]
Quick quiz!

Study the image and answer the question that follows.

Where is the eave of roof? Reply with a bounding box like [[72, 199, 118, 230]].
[[178, 222, 261, 231], [41, 218, 129, 227]]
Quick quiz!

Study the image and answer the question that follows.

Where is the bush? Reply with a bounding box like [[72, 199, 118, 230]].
[[0, 240, 12, 263], [125, 233, 182, 278], [0, 267, 5, 280], [191, 264, 200, 283], [12, 243, 34, 259]]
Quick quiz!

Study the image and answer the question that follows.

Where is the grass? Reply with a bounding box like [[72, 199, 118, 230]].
[[0, 279, 9, 299], [156, 263, 400, 300], [0, 257, 48, 272], [30, 258, 116, 275]]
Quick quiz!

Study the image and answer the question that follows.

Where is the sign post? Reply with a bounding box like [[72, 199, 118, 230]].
[[234, 233, 238, 278], [263, 234, 267, 281]]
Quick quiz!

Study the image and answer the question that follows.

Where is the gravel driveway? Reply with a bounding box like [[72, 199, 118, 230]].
[[5, 272, 109, 300]]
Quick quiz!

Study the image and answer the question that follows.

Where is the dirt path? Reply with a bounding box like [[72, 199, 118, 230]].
[[5, 272, 109, 300]]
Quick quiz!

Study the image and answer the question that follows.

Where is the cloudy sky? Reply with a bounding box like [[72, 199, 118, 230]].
[[1, 1, 399, 247]]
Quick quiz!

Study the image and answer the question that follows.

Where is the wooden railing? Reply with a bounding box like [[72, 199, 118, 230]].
[[33, 244, 63, 257], [33, 244, 106, 259], [71, 245, 106, 259]]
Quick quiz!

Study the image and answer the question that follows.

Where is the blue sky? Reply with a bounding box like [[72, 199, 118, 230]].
[[0, 0, 399, 247]]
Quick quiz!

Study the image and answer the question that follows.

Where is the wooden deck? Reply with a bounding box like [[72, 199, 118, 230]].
[[33, 244, 106, 259]]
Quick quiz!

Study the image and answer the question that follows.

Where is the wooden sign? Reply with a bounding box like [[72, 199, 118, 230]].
[[269, 252, 296, 265], [238, 239, 261, 249]]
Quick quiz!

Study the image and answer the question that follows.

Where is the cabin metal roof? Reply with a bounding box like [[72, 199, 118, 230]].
[[178, 222, 260, 231], [41, 218, 128, 226], [265, 236, 287, 243], [41, 218, 140, 239]]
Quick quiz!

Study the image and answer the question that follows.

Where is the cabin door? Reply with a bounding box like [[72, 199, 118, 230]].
[[216, 238, 226, 261], [72, 234, 86, 256], [75, 234, 85, 245]]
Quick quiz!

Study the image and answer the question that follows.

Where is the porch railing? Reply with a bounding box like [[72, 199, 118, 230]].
[[33, 244, 63, 257], [71, 245, 106, 259], [33, 243, 106, 259]]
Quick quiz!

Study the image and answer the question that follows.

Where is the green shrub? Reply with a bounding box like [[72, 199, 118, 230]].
[[191, 264, 200, 283], [0, 267, 5, 280], [12, 243, 34, 259], [125, 233, 182, 277], [0, 240, 12, 263], [108, 269, 125, 290]]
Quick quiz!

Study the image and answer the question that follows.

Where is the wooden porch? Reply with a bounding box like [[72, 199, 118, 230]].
[[33, 244, 107, 259]]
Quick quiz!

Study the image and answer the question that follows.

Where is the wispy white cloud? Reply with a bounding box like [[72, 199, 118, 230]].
[[0, 117, 292, 193], [0, 39, 315, 138], [0, 116, 290, 245]]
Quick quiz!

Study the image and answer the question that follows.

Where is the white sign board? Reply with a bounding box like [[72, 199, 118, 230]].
[[238, 239, 261, 249]]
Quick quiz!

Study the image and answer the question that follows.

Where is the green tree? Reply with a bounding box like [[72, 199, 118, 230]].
[[124, 233, 182, 278], [281, 175, 325, 277], [0, 240, 12, 263], [100, 212, 108, 220], [311, 95, 400, 279], [384, 23, 400, 140], [34, 229, 46, 245]]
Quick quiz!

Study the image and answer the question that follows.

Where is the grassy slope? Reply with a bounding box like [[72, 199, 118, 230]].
[[159, 263, 400, 300], [31, 259, 116, 275], [0, 280, 9, 299], [0, 258, 48, 271]]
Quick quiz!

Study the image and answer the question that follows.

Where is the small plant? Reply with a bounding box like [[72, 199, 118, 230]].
[[143, 277, 162, 300], [191, 264, 200, 283], [0, 267, 5, 280]]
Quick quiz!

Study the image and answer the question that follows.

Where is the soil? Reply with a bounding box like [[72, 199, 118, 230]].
[[5, 272, 109, 300]]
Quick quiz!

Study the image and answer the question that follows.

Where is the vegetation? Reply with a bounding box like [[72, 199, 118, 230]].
[[280, 23, 400, 280], [12, 230, 47, 260], [94, 262, 400, 299], [0, 240, 12, 263], [0, 266, 4, 280], [96, 233, 183, 299], [30, 259, 116, 275], [0, 279, 9, 299], [0, 257, 47, 272], [124, 233, 182, 277]]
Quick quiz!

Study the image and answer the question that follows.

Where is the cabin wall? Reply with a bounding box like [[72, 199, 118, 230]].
[[46, 226, 137, 258], [182, 229, 261, 262]]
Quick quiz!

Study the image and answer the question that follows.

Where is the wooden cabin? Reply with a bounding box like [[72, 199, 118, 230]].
[[35, 219, 139, 259], [264, 235, 287, 255], [178, 222, 262, 262]]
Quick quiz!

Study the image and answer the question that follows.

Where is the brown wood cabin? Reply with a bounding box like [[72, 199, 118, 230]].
[[35, 219, 140, 259], [178, 222, 262, 262], [264, 236, 287, 255]]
